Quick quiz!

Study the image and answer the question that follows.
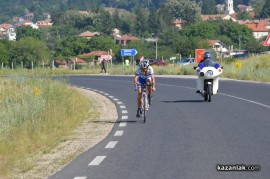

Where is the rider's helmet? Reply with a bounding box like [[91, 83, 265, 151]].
[[204, 52, 211, 58], [140, 59, 149, 69]]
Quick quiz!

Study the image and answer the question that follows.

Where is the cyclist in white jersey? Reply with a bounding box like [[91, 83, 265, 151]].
[[134, 59, 156, 118]]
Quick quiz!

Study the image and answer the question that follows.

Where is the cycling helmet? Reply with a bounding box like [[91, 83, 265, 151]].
[[140, 59, 149, 69], [204, 52, 211, 58]]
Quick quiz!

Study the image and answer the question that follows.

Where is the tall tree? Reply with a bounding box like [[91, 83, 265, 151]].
[[259, 0, 270, 18], [134, 8, 148, 36], [201, 0, 217, 15], [159, 0, 201, 25]]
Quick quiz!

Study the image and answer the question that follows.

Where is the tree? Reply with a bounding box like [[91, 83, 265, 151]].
[[13, 37, 50, 68], [201, 0, 217, 15], [16, 26, 46, 41], [159, 0, 201, 26], [259, 0, 270, 18], [148, 8, 161, 35], [0, 42, 9, 65], [133, 8, 148, 36]]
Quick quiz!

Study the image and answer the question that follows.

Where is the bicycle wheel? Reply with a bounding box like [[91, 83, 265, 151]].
[[207, 84, 212, 102], [143, 93, 146, 123]]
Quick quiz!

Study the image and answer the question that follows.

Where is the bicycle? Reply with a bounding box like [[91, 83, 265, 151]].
[[135, 83, 151, 123]]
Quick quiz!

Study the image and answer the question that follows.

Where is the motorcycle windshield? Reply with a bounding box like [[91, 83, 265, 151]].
[[202, 60, 215, 67]]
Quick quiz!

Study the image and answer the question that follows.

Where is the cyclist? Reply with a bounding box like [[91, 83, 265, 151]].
[[134, 59, 156, 118]]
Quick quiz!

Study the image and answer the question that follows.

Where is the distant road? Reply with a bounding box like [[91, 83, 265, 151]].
[[50, 75, 270, 179]]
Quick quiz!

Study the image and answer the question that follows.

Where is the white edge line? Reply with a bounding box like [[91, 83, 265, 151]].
[[114, 131, 124, 136], [105, 141, 118, 149], [89, 156, 106, 166], [219, 93, 270, 109], [74, 177, 87, 179], [119, 122, 127, 127]]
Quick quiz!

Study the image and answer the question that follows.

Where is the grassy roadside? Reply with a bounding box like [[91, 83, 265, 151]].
[[1, 54, 269, 82], [0, 77, 91, 177]]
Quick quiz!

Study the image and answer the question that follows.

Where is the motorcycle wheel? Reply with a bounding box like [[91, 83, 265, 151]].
[[207, 84, 212, 102]]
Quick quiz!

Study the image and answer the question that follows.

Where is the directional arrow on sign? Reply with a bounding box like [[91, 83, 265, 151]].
[[121, 49, 138, 56], [263, 34, 270, 46]]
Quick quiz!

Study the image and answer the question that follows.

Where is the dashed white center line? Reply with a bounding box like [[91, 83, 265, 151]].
[[74, 177, 87, 179], [104, 93, 109, 95], [120, 105, 126, 109], [114, 131, 124, 136], [86, 88, 91, 90], [121, 116, 128, 120], [105, 141, 118, 149], [109, 96, 114, 98], [122, 110, 128, 114], [113, 98, 119, 101], [117, 101, 123, 104], [119, 122, 127, 127], [89, 156, 106, 166]]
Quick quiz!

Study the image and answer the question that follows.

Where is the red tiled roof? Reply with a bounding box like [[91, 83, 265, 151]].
[[245, 23, 268, 32], [116, 34, 139, 41], [0, 24, 12, 30], [70, 58, 87, 63], [209, 40, 219, 46], [55, 60, 67, 65], [79, 31, 100, 37], [172, 19, 183, 25], [80, 51, 112, 56]]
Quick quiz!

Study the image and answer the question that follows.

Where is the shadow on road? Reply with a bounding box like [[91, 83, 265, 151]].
[[160, 99, 204, 103]]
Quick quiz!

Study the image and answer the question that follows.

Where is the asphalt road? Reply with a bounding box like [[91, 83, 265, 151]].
[[49, 75, 270, 179]]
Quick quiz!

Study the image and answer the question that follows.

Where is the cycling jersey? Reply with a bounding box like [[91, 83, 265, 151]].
[[135, 66, 154, 85]]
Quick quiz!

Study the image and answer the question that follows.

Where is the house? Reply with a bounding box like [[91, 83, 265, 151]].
[[115, 34, 140, 45], [245, 23, 269, 40], [172, 19, 185, 29], [201, 14, 237, 22], [54, 60, 68, 68], [237, 4, 253, 12], [209, 40, 230, 58], [112, 28, 120, 36], [0, 24, 16, 41], [69, 58, 88, 66], [36, 19, 53, 27], [79, 31, 101, 39]]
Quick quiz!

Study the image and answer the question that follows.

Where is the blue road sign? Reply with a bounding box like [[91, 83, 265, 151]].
[[121, 49, 137, 56]]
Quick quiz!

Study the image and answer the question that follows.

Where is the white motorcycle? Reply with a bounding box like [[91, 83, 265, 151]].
[[194, 61, 223, 102]]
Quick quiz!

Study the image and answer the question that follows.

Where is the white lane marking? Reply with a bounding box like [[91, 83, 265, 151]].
[[74, 177, 87, 179], [122, 110, 128, 114], [113, 98, 119, 101], [119, 122, 127, 127], [86, 88, 91, 90], [114, 131, 124, 136], [158, 82, 270, 110], [109, 96, 114, 98], [120, 105, 126, 109], [121, 116, 128, 120], [117, 101, 123, 104], [219, 93, 270, 109], [105, 141, 118, 148], [99, 91, 104, 93], [89, 156, 106, 166], [104, 93, 109, 95]]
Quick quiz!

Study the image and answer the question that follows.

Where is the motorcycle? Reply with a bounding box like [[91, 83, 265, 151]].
[[194, 61, 223, 102]]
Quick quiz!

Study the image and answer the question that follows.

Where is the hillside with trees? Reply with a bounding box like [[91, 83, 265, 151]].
[[0, 0, 269, 68]]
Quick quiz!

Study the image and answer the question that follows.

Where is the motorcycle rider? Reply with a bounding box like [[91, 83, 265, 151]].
[[134, 59, 156, 118], [199, 52, 215, 67], [196, 52, 215, 93]]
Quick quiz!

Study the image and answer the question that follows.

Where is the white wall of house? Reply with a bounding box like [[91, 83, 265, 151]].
[[253, 31, 269, 40]]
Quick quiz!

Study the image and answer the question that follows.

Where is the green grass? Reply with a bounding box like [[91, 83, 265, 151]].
[[0, 77, 91, 177]]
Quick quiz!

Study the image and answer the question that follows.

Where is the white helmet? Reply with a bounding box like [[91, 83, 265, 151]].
[[140, 59, 149, 69]]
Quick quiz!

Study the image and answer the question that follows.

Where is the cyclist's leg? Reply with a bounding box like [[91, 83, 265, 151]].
[[146, 78, 153, 104], [136, 78, 145, 117]]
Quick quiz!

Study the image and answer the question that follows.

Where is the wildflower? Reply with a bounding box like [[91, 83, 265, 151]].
[[34, 87, 41, 96], [234, 62, 242, 69]]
